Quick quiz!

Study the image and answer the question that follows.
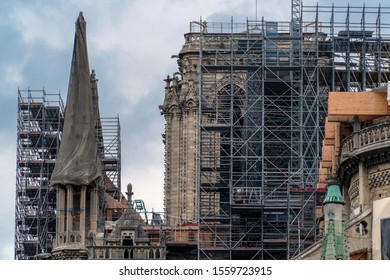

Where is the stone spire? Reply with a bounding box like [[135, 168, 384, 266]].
[[50, 12, 102, 187], [51, 12, 102, 260]]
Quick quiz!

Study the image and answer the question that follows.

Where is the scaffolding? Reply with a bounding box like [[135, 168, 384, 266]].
[[197, 3, 390, 259], [15, 89, 121, 259], [15, 89, 64, 260], [98, 116, 121, 202]]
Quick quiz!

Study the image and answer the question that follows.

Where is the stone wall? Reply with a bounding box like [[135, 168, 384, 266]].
[[344, 163, 390, 259], [160, 53, 199, 227]]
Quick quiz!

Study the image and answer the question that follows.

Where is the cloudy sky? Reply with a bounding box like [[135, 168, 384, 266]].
[[0, 0, 382, 260]]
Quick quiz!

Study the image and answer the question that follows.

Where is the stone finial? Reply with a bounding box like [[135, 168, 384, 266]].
[[91, 69, 98, 82], [202, 21, 208, 33], [126, 183, 133, 202], [172, 76, 178, 87], [164, 75, 171, 88]]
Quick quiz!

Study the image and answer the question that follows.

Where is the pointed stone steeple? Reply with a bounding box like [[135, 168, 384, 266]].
[[51, 12, 102, 260], [50, 12, 102, 187]]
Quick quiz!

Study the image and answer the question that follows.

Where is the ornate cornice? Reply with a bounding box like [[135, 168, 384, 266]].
[[338, 122, 390, 186], [338, 149, 390, 187]]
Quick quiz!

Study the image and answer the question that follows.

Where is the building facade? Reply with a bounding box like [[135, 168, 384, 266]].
[[336, 90, 390, 259], [160, 58, 199, 227], [161, 4, 390, 259], [296, 88, 390, 260]]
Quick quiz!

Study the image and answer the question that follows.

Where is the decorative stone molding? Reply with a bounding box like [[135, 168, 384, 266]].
[[369, 169, 390, 189], [87, 245, 166, 260], [51, 247, 88, 260], [340, 121, 390, 165], [349, 179, 359, 200], [338, 122, 390, 186]]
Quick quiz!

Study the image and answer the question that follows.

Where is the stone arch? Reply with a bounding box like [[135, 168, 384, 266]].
[[213, 82, 245, 215], [155, 249, 161, 259], [343, 184, 351, 218], [215, 78, 245, 98], [61, 235, 66, 244], [215, 81, 245, 120], [148, 249, 154, 259], [124, 249, 129, 259], [124, 248, 134, 259], [122, 236, 134, 246], [185, 98, 197, 109], [168, 104, 180, 114]]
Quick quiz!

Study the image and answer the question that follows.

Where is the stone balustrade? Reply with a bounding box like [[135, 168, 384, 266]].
[[340, 121, 390, 164], [87, 245, 166, 260], [55, 231, 82, 246]]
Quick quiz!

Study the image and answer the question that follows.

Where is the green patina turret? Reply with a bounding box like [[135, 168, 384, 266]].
[[320, 183, 349, 260], [323, 184, 345, 205]]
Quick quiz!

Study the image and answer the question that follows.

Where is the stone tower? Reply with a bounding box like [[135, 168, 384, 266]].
[[50, 12, 102, 260], [159, 54, 199, 227]]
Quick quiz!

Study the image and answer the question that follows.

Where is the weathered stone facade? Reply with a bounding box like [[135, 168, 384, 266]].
[[160, 22, 322, 259], [160, 28, 249, 228], [160, 52, 199, 227], [338, 120, 390, 259], [296, 88, 390, 260], [87, 183, 166, 260]]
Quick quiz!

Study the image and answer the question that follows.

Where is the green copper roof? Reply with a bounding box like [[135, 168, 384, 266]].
[[323, 184, 345, 205]]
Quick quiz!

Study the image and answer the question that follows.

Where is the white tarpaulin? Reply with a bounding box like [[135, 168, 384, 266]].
[[372, 197, 390, 259]]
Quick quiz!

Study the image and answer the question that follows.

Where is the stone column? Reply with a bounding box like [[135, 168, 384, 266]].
[[352, 116, 360, 150], [66, 185, 73, 242], [80, 185, 87, 244], [56, 187, 66, 245], [185, 106, 198, 222], [164, 112, 172, 226], [358, 162, 369, 212], [178, 109, 183, 225], [90, 186, 98, 233], [171, 109, 181, 226]]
